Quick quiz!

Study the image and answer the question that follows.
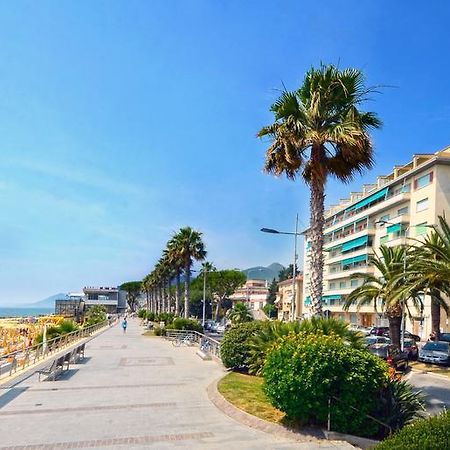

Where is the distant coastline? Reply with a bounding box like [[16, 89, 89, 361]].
[[0, 307, 53, 318]]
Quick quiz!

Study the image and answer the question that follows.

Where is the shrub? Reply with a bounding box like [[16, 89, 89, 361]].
[[85, 305, 107, 326], [220, 321, 265, 370], [153, 325, 165, 336], [34, 320, 79, 344], [58, 320, 79, 335], [375, 377, 425, 433], [146, 311, 156, 322], [166, 317, 203, 333], [137, 309, 147, 319], [248, 317, 364, 376], [263, 332, 388, 437], [155, 312, 175, 325], [375, 410, 450, 450]]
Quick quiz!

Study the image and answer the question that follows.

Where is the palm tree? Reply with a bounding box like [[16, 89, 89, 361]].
[[406, 215, 450, 339], [258, 64, 381, 315], [167, 237, 185, 316], [199, 261, 216, 321], [228, 302, 253, 325], [172, 227, 207, 318], [344, 246, 422, 348]]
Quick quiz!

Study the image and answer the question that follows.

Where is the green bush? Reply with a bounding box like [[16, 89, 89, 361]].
[[220, 321, 265, 370], [146, 311, 156, 322], [263, 332, 388, 437], [138, 309, 147, 319], [34, 320, 79, 344], [155, 312, 175, 325], [166, 317, 203, 333], [153, 325, 165, 336], [375, 410, 450, 450], [85, 305, 107, 326], [248, 317, 364, 376], [58, 320, 79, 334]]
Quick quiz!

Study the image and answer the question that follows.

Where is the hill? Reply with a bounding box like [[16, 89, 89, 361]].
[[242, 263, 284, 281], [23, 293, 67, 308]]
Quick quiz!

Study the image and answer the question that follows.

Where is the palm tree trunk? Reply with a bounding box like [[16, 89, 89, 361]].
[[175, 271, 181, 316], [214, 298, 221, 322], [184, 265, 190, 319], [387, 306, 402, 348], [309, 155, 325, 316], [430, 290, 441, 339]]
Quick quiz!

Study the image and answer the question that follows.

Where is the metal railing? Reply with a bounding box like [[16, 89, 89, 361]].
[[0, 320, 109, 380], [164, 329, 221, 358]]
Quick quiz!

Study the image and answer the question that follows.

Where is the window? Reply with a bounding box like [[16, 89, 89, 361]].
[[415, 172, 433, 190], [380, 235, 389, 244], [397, 206, 409, 216], [380, 214, 390, 222], [351, 279, 359, 287], [329, 282, 336, 290], [416, 222, 428, 236], [416, 198, 429, 212], [339, 281, 346, 289], [402, 183, 411, 193]]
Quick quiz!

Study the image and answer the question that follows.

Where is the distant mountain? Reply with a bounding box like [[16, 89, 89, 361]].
[[22, 293, 67, 308], [242, 263, 285, 281]]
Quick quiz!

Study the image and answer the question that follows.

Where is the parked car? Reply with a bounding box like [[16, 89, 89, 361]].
[[418, 341, 450, 366], [349, 324, 372, 336], [402, 338, 419, 360], [367, 344, 409, 372], [439, 333, 450, 343], [369, 326, 389, 336], [382, 330, 421, 342], [364, 336, 390, 347]]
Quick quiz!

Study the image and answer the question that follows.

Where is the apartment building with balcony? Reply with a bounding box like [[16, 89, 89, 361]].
[[302, 146, 450, 338], [276, 276, 303, 321], [229, 279, 269, 311]]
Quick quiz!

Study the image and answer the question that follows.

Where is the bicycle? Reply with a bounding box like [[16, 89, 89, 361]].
[[172, 334, 195, 347]]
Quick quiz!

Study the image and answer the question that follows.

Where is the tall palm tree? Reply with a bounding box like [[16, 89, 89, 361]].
[[172, 227, 207, 318], [406, 216, 450, 339], [344, 246, 422, 348], [258, 64, 381, 315], [167, 237, 185, 316]]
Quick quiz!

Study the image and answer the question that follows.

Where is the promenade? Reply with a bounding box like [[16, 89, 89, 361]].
[[0, 319, 353, 449]]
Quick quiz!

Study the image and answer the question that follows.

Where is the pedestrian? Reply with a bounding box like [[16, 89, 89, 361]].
[[122, 317, 128, 334], [429, 330, 437, 341]]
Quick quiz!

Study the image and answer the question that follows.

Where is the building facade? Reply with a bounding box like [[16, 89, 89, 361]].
[[229, 279, 269, 311], [276, 276, 303, 321], [302, 147, 450, 338]]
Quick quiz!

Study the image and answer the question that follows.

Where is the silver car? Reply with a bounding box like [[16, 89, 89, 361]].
[[418, 341, 450, 366]]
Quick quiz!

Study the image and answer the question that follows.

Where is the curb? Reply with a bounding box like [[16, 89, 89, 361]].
[[207, 377, 326, 444], [410, 367, 450, 381], [207, 377, 380, 449]]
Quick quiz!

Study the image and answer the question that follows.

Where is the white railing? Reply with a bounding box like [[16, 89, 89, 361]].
[[164, 329, 221, 358], [0, 320, 109, 380]]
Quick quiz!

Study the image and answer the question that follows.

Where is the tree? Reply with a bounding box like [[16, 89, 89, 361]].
[[277, 265, 298, 282], [258, 64, 381, 315], [228, 302, 253, 324], [171, 227, 207, 318], [263, 303, 277, 319], [208, 270, 247, 320], [120, 281, 142, 312], [344, 246, 422, 348], [266, 278, 278, 305], [405, 215, 450, 338]]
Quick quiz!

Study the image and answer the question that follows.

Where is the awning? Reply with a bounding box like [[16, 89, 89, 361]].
[[304, 296, 311, 306], [341, 254, 368, 266], [304, 295, 341, 305], [342, 236, 368, 252], [345, 187, 388, 212], [387, 223, 401, 233]]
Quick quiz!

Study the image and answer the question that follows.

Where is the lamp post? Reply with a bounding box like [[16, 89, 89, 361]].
[[375, 219, 434, 350], [261, 214, 300, 322]]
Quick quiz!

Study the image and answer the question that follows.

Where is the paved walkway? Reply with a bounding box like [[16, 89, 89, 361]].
[[0, 319, 353, 449]]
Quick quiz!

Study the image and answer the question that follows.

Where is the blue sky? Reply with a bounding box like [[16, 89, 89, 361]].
[[1, 1, 450, 305]]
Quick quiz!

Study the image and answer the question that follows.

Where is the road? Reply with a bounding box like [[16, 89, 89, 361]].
[[406, 370, 450, 415]]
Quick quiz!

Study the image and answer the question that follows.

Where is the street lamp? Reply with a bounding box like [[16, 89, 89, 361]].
[[261, 214, 300, 322], [375, 219, 435, 350]]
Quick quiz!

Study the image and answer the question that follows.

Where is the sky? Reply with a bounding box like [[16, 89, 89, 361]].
[[1, 1, 450, 305]]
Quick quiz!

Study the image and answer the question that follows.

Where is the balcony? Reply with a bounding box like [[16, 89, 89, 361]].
[[324, 226, 375, 250], [326, 264, 374, 280], [326, 247, 373, 266], [324, 191, 411, 234]]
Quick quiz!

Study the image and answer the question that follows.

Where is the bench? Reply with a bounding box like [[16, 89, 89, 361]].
[[76, 343, 85, 361], [37, 355, 66, 381]]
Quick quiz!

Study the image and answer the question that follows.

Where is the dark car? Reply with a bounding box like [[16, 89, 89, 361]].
[[382, 330, 421, 342], [439, 333, 450, 343], [370, 326, 389, 336], [418, 341, 450, 366], [402, 338, 419, 360], [368, 344, 409, 372]]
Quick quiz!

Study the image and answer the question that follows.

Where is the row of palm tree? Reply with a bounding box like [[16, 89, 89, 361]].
[[142, 226, 206, 318], [345, 215, 450, 346]]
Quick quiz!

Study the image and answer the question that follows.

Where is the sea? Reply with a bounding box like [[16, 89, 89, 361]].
[[0, 307, 53, 318]]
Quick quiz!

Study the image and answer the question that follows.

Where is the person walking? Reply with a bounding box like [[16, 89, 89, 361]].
[[122, 317, 128, 334]]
